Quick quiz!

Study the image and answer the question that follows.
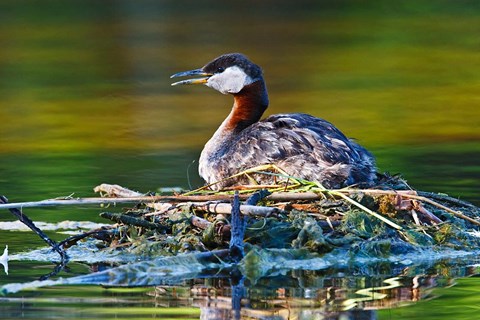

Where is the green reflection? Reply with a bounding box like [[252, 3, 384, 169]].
[[378, 277, 480, 320], [0, 0, 479, 153], [0, 151, 203, 219]]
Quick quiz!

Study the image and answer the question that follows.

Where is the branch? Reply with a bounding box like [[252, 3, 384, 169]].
[[0, 195, 245, 210], [0, 195, 68, 267], [1, 188, 477, 226], [192, 202, 283, 217]]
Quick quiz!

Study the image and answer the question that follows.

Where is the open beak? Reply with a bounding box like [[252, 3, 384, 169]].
[[170, 68, 212, 86]]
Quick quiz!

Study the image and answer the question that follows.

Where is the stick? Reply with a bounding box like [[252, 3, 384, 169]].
[[0, 193, 318, 210], [192, 203, 282, 217], [99, 212, 168, 230], [1, 189, 477, 226], [0, 195, 245, 210], [93, 184, 144, 197], [191, 216, 212, 229], [0, 192, 326, 210], [332, 191, 403, 230], [343, 189, 480, 226], [229, 192, 245, 260], [0, 196, 68, 265], [417, 191, 478, 209]]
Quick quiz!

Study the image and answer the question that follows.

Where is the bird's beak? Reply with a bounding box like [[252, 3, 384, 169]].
[[170, 68, 213, 86]]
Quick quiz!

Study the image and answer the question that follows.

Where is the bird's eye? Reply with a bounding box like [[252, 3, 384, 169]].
[[216, 67, 225, 73]]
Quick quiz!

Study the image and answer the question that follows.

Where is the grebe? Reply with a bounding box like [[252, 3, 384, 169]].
[[171, 53, 376, 190]]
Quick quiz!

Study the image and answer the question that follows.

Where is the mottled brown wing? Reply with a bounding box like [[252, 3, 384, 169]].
[[225, 113, 367, 171]]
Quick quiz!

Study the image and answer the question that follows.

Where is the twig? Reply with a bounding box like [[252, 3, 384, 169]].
[[0, 195, 68, 269], [93, 184, 144, 197], [414, 203, 442, 225], [182, 164, 301, 195], [332, 190, 403, 230], [191, 216, 212, 230], [192, 203, 283, 217], [0, 193, 317, 210], [417, 191, 478, 209], [266, 192, 321, 201], [99, 212, 168, 230], [0, 195, 246, 210], [58, 227, 115, 248], [340, 189, 480, 226], [0, 194, 312, 210], [245, 189, 271, 205], [1, 188, 477, 226], [229, 192, 245, 260]]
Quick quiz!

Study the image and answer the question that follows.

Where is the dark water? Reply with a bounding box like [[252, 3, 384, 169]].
[[1, 0, 480, 319]]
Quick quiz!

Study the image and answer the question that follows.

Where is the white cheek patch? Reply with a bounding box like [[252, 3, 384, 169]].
[[206, 66, 255, 94]]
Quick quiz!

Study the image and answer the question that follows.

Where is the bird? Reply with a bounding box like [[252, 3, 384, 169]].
[[171, 53, 377, 190]]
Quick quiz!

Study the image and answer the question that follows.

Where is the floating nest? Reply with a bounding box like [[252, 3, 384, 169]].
[[2, 170, 480, 294], [81, 172, 480, 260]]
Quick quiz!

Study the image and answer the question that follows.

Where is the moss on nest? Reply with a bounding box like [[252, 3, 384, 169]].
[[90, 176, 480, 260]]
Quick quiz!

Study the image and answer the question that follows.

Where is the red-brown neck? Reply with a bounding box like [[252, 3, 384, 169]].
[[224, 80, 269, 133]]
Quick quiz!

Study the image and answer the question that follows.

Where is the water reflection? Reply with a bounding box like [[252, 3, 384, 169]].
[[2, 269, 475, 319], [146, 267, 475, 319], [2, 241, 479, 319]]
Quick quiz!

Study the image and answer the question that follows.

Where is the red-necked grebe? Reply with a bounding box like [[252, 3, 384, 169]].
[[171, 53, 376, 190]]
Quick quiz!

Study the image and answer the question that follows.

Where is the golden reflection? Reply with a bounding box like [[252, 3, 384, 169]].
[[146, 271, 463, 319], [342, 276, 402, 310], [0, 2, 479, 154]]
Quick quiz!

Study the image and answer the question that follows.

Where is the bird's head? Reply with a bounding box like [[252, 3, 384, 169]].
[[171, 53, 263, 95]]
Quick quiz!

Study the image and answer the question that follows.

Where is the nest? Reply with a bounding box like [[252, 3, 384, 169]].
[[82, 172, 480, 259], [1, 171, 480, 293]]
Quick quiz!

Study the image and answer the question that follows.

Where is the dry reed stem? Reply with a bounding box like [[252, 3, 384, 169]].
[[1, 183, 477, 227]]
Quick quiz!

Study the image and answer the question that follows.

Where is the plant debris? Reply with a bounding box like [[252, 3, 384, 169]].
[[1, 170, 480, 279], [87, 174, 480, 259], [1, 173, 480, 294]]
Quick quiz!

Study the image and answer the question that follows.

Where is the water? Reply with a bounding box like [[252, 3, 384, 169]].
[[1, 0, 480, 318]]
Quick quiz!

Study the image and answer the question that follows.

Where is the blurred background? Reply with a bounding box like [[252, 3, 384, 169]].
[[1, 0, 479, 211]]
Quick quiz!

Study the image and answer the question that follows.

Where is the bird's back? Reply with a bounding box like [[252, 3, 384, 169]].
[[202, 113, 376, 189]]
